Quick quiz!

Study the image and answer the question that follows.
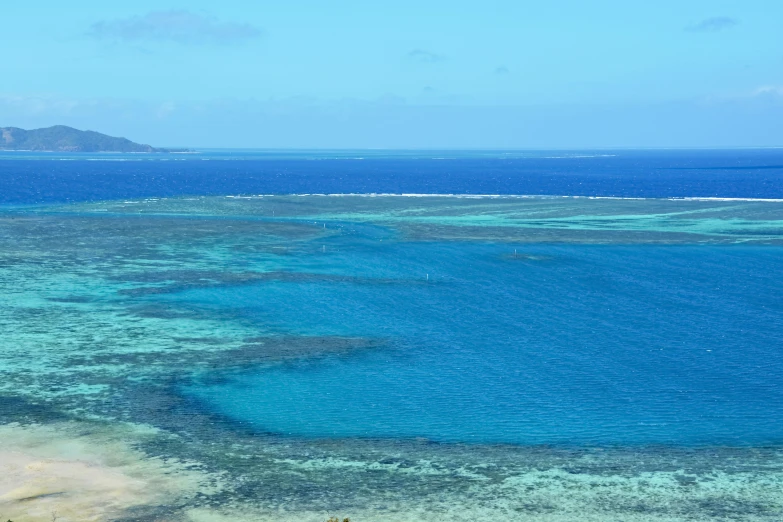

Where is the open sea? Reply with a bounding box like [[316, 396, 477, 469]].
[[1, 149, 783, 521], [2, 148, 783, 203]]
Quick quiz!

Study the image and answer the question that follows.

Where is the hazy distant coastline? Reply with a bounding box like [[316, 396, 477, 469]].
[[0, 125, 187, 153]]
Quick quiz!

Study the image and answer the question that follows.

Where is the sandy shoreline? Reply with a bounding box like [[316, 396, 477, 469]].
[[0, 422, 216, 522]]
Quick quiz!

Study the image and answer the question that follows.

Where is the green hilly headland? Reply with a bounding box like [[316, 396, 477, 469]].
[[0, 125, 180, 152]]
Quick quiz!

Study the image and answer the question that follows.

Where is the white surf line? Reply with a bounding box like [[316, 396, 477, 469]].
[[221, 194, 783, 202]]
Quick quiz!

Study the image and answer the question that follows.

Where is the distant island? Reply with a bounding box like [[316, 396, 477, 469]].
[[0, 125, 188, 153]]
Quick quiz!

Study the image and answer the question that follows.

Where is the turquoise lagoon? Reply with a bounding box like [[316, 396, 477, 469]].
[[2, 195, 783, 521]]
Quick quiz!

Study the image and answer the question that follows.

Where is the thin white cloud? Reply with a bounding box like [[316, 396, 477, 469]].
[[0, 94, 82, 115], [407, 49, 446, 63], [685, 16, 739, 33], [88, 10, 262, 45], [753, 86, 783, 97], [3, 94, 782, 148]]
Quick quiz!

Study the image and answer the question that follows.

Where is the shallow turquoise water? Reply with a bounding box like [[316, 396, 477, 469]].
[[3, 195, 783, 520], [182, 241, 783, 445]]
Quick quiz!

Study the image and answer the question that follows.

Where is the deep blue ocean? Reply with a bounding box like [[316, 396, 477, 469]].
[[2, 148, 783, 204], [3, 149, 783, 447]]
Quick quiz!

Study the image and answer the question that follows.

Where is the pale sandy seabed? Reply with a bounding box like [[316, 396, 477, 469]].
[[2, 196, 783, 521]]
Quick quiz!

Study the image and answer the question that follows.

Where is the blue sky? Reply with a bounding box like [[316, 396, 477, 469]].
[[1, 1, 781, 147]]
